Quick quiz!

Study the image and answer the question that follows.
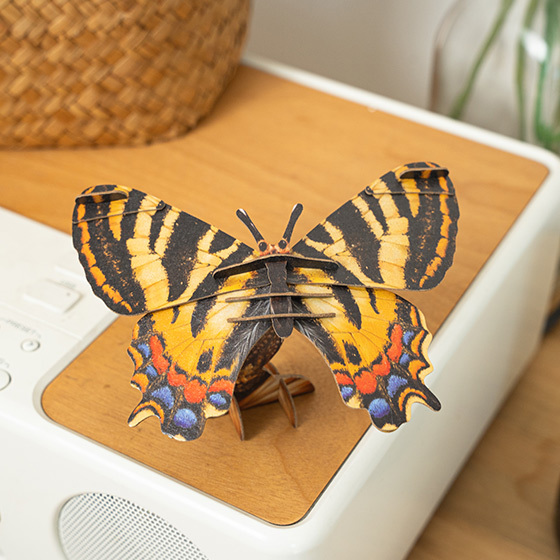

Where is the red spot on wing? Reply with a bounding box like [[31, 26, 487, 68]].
[[387, 324, 403, 363], [355, 370, 377, 394], [184, 380, 207, 403], [355, 355, 392, 395], [372, 354, 391, 377], [209, 379, 234, 395], [150, 335, 170, 375], [167, 363, 187, 387], [335, 373, 354, 386]]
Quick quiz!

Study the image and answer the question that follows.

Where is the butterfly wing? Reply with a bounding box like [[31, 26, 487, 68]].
[[293, 284, 439, 431], [291, 162, 459, 290], [127, 287, 272, 440], [72, 184, 258, 314]]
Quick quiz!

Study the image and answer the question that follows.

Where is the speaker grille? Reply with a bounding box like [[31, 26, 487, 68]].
[[58, 493, 209, 560]]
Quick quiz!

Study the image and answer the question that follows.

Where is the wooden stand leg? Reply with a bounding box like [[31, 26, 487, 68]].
[[228, 362, 314, 439], [228, 395, 245, 441]]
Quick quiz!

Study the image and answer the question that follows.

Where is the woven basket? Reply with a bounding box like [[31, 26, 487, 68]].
[[0, 0, 250, 148]]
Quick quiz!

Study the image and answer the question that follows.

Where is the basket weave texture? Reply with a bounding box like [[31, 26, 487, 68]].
[[0, 0, 250, 148]]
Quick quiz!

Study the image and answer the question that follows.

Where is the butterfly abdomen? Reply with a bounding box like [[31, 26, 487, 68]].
[[266, 260, 294, 338], [234, 327, 284, 400]]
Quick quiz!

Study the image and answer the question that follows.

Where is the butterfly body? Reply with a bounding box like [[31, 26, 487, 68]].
[[216, 254, 337, 339], [73, 162, 459, 441]]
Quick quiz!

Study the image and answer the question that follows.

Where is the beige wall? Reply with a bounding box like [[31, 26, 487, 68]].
[[245, 0, 456, 109]]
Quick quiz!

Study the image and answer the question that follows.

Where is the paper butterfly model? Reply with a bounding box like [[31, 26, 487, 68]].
[[72, 162, 459, 441]]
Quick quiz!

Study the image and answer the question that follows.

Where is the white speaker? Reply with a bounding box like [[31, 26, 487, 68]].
[[58, 493, 208, 560]]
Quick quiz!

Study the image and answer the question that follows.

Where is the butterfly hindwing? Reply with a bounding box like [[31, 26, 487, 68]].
[[292, 284, 439, 431], [72, 185, 257, 314], [127, 287, 272, 440], [291, 162, 459, 290]]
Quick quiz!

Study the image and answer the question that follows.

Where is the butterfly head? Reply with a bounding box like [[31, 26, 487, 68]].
[[236, 203, 303, 256]]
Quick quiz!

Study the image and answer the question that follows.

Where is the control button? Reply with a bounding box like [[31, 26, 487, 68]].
[[0, 369, 11, 390], [21, 339, 40, 352], [23, 280, 82, 313]]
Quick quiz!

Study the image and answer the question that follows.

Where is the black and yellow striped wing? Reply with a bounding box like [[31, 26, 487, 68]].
[[292, 284, 439, 431], [291, 162, 459, 290], [72, 184, 259, 315], [127, 286, 272, 441]]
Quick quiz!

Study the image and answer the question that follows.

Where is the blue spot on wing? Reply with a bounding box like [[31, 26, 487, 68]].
[[403, 330, 415, 346], [173, 408, 198, 429], [209, 393, 228, 408], [137, 343, 151, 359], [340, 386, 354, 400], [399, 353, 411, 366], [368, 398, 391, 418], [151, 387, 174, 408], [387, 375, 408, 397], [146, 365, 158, 378]]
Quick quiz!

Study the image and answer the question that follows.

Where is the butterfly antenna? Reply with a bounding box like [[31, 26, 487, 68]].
[[282, 203, 303, 243], [236, 208, 265, 244]]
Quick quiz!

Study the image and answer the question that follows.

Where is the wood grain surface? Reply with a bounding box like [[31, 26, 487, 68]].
[[1, 66, 550, 526]]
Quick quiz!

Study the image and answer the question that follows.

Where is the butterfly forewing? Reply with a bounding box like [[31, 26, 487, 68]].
[[72, 185, 257, 314], [291, 162, 459, 290], [292, 284, 439, 431]]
